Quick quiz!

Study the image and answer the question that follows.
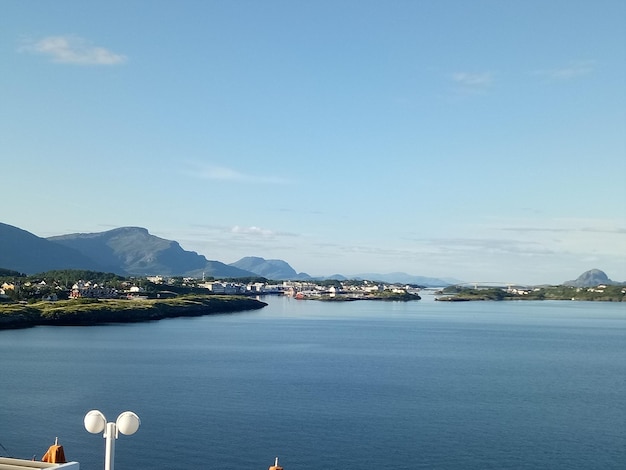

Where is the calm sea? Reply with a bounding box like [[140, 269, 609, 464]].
[[1, 295, 625, 470]]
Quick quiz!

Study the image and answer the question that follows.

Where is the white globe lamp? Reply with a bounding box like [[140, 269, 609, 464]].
[[116, 411, 141, 436], [84, 410, 140, 470], [84, 410, 107, 434]]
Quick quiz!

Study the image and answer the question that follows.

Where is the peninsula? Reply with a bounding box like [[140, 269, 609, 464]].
[[0, 295, 267, 330], [436, 285, 625, 302]]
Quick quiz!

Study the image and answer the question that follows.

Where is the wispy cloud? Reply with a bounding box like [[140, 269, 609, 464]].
[[161, 223, 303, 263], [532, 61, 594, 80], [487, 218, 626, 260], [183, 223, 299, 239], [231, 226, 275, 237], [501, 226, 626, 235], [231, 225, 300, 239], [199, 165, 249, 182], [418, 237, 555, 257], [450, 71, 493, 93], [183, 162, 291, 184], [19, 35, 127, 65]]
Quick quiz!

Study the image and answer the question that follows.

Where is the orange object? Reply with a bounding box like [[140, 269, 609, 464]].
[[269, 457, 283, 470], [41, 438, 67, 464]]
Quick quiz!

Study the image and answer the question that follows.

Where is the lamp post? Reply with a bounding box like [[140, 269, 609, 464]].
[[84, 410, 140, 470]]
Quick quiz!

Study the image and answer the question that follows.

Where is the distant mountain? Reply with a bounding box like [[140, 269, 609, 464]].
[[1, 222, 466, 284], [229, 256, 311, 280], [563, 269, 624, 287], [351, 272, 454, 287], [48, 227, 256, 278], [0, 222, 103, 274]]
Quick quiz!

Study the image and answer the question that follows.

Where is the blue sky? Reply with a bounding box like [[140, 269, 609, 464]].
[[2, 0, 625, 284]]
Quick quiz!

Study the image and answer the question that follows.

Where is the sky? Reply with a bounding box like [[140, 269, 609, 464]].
[[1, 0, 625, 285]]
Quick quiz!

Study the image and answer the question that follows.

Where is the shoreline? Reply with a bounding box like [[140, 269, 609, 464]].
[[435, 295, 624, 302], [0, 295, 267, 330]]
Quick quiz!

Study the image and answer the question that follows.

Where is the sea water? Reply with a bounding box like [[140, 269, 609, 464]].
[[1, 295, 625, 469]]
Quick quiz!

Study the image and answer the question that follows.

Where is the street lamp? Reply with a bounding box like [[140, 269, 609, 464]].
[[84, 410, 140, 470]]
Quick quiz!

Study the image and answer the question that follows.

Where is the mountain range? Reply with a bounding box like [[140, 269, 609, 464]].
[[3, 223, 619, 287], [47, 226, 256, 279], [0, 223, 453, 285]]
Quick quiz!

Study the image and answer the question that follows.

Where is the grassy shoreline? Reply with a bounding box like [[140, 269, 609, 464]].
[[435, 285, 625, 302], [0, 295, 267, 330]]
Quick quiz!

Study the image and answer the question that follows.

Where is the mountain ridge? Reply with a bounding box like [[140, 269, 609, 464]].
[[228, 256, 311, 280], [0, 222, 107, 274], [1, 223, 451, 283], [2, 222, 620, 286], [47, 227, 255, 278]]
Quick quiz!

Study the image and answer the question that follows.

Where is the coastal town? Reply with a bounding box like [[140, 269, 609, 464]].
[[3, 270, 625, 305], [0, 274, 423, 302]]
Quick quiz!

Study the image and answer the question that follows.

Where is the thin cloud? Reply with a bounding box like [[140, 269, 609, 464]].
[[451, 72, 493, 86], [201, 165, 249, 182], [532, 61, 594, 80], [414, 237, 555, 257], [231, 226, 274, 236], [502, 226, 626, 235], [581, 226, 626, 234], [185, 223, 299, 238], [183, 162, 291, 184], [278, 207, 324, 215], [450, 72, 493, 93], [231, 225, 299, 238], [19, 35, 127, 65]]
